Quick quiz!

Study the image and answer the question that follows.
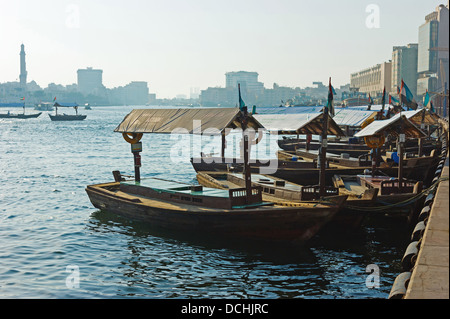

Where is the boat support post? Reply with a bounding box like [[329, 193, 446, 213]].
[[131, 142, 142, 183], [318, 97, 329, 197], [398, 133, 405, 192], [240, 107, 253, 202]]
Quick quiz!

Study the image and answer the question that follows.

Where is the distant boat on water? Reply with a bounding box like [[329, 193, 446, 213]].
[[49, 102, 87, 121], [34, 102, 54, 111], [0, 111, 42, 119], [0, 103, 42, 119]]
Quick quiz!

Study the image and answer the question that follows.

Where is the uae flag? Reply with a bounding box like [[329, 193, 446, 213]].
[[238, 84, 245, 111], [389, 94, 399, 105], [423, 90, 430, 109], [327, 78, 334, 117], [400, 79, 418, 110]]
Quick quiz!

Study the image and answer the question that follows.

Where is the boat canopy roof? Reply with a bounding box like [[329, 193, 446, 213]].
[[354, 115, 426, 139], [253, 112, 345, 136], [54, 102, 79, 107], [390, 108, 439, 126], [332, 109, 379, 127], [114, 108, 264, 135], [0, 103, 24, 107]]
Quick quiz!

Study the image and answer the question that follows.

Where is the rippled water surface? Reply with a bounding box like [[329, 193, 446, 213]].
[[0, 106, 411, 299]]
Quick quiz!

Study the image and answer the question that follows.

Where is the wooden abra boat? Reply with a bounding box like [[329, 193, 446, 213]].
[[49, 102, 86, 121], [332, 174, 423, 214], [196, 171, 361, 227], [85, 105, 345, 245], [190, 155, 429, 187], [0, 103, 41, 119], [0, 111, 41, 119], [196, 171, 341, 203], [86, 176, 344, 245], [277, 137, 371, 157]]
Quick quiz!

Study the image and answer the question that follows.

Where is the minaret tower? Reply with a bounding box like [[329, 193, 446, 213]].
[[19, 44, 27, 89]]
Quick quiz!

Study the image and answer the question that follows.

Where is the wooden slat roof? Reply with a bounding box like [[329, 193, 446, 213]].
[[253, 112, 345, 136], [114, 108, 264, 134]]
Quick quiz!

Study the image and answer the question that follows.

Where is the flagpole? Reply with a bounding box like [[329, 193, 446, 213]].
[[237, 83, 253, 204], [318, 77, 331, 197]]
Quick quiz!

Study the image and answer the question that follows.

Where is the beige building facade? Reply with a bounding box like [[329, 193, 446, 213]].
[[350, 62, 392, 98]]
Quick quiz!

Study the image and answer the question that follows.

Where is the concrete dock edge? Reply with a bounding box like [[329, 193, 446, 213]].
[[403, 120, 449, 299]]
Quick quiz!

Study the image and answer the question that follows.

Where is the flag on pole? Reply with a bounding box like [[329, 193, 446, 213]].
[[430, 101, 435, 113], [53, 97, 57, 101], [238, 83, 245, 111], [331, 85, 336, 96], [423, 90, 430, 108], [327, 77, 334, 117], [368, 93, 374, 105], [400, 79, 418, 110], [389, 94, 399, 105], [20, 97, 25, 100]]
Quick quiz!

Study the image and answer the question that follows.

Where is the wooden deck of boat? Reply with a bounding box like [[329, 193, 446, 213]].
[[196, 172, 339, 207], [121, 179, 231, 198], [341, 180, 367, 196]]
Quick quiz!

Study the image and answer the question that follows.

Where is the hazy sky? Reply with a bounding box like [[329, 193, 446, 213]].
[[0, 0, 446, 98]]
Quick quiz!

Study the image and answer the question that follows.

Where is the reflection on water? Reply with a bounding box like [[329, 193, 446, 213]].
[[86, 207, 409, 299], [0, 106, 411, 299]]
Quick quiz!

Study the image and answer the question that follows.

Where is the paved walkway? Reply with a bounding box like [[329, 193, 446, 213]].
[[405, 156, 449, 299]]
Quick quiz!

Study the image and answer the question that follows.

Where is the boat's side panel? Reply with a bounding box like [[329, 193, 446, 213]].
[[49, 114, 87, 121], [85, 184, 339, 245]]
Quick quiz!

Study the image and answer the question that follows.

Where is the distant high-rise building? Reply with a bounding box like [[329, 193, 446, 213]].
[[225, 71, 264, 106], [391, 44, 418, 99], [125, 81, 149, 105], [77, 67, 103, 95], [350, 62, 392, 98], [19, 44, 27, 90], [225, 71, 264, 92], [417, 4, 449, 97]]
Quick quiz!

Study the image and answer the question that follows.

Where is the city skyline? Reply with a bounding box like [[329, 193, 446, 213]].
[[0, 0, 446, 98]]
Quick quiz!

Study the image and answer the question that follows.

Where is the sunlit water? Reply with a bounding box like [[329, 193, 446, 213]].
[[0, 106, 411, 299]]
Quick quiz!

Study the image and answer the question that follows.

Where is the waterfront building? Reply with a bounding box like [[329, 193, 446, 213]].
[[199, 87, 231, 107], [417, 4, 449, 97], [124, 81, 149, 105], [350, 62, 392, 98], [225, 71, 264, 105], [77, 67, 104, 95], [108, 81, 149, 105], [391, 44, 419, 100]]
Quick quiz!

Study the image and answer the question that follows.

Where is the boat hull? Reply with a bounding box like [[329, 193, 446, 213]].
[[196, 171, 368, 228], [333, 174, 425, 217], [0, 112, 41, 119], [191, 156, 438, 187], [85, 182, 341, 245], [49, 114, 86, 121]]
